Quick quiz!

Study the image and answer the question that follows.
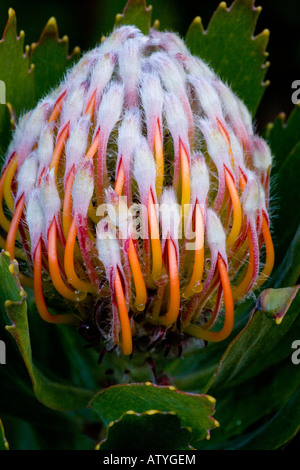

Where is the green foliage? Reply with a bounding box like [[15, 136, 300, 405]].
[[0, 0, 299, 451], [0, 252, 94, 411], [265, 106, 300, 265], [206, 287, 300, 391], [0, 9, 35, 117], [0, 104, 13, 160], [115, 0, 152, 34], [98, 411, 192, 450], [0, 9, 80, 158], [28, 17, 80, 103], [272, 223, 300, 288], [264, 104, 300, 170], [90, 383, 217, 447]]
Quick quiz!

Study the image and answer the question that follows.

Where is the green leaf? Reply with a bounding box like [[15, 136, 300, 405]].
[[270, 141, 300, 263], [197, 356, 300, 449], [115, 0, 152, 34], [0, 104, 13, 160], [29, 17, 80, 102], [264, 104, 300, 170], [0, 9, 35, 116], [161, 341, 227, 394], [272, 223, 300, 288], [90, 382, 218, 445], [0, 10, 80, 157], [98, 411, 191, 450], [162, 297, 256, 394], [1, 413, 96, 450], [0, 252, 93, 412], [0, 364, 85, 436], [185, 0, 270, 114], [217, 389, 300, 450], [234, 389, 300, 450], [0, 419, 9, 450], [259, 287, 299, 323], [206, 286, 300, 393]]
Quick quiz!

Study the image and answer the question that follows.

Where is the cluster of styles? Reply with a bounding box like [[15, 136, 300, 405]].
[[0, 26, 274, 355]]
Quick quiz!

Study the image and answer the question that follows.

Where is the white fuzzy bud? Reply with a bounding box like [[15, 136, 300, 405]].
[[140, 72, 164, 144], [118, 38, 142, 106], [101, 26, 143, 54], [241, 171, 261, 215], [96, 82, 124, 134], [183, 55, 215, 81], [199, 118, 231, 169], [206, 208, 227, 263], [164, 92, 189, 146], [89, 52, 116, 96], [17, 152, 38, 201], [108, 191, 134, 243], [237, 99, 253, 135], [26, 99, 54, 139], [148, 30, 189, 55], [64, 116, 91, 178], [150, 51, 186, 95], [26, 188, 44, 256], [252, 136, 272, 172], [117, 109, 141, 165], [214, 79, 251, 145], [72, 161, 94, 216], [65, 48, 99, 87], [7, 111, 31, 158], [96, 217, 120, 270], [215, 80, 241, 120], [61, 84, 86, 126], [159, 187, 181, 242], [190, 75, 223, 121], [37, 123, 54, 175], [228, 129, 245, 168], [41, 169, 61, 231], [190, 155, 210, 204], [16, 100, 54, 166], [133, 136, 156, 200]]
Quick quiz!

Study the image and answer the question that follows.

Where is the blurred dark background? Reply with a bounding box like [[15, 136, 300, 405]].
[[0, 0, 299, 131]]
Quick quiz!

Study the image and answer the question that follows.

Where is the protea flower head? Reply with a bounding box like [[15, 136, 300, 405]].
[[0, 25, 274, 356]]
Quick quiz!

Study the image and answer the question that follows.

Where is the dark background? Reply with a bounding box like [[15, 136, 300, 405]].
[[0, 0, 299, 130]]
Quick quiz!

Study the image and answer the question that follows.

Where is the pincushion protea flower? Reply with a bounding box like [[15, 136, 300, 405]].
[[0, 25, 274, 356]]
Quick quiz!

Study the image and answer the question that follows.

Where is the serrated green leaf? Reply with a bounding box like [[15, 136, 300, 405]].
[[186, 0, 269, 114], [0, 418, 9, 450], [206, 286, 300, 393], [29, 17, 80, 102], [0, 252, 93, 412], [264, 104, 300, 169], [115, 0, 152, 34], [98, 411, 191, 450], [0, 9, 35, 116], [90, 382, 217, 445]]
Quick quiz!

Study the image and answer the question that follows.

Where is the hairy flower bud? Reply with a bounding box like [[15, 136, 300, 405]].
[[0, 26, 274, 356]]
